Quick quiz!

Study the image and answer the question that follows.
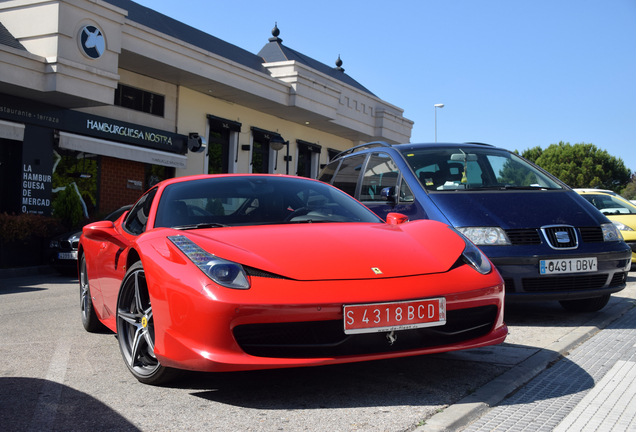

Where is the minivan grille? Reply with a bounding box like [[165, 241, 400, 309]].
[[541, 226, 578, 249], [506, 226, 604, 246], [522, 274, 608, 292], [506, 229, 541, 245], [579, 227, 604, 243]]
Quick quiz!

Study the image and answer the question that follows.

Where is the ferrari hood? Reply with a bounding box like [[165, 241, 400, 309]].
[[175, 221, 466, 281]]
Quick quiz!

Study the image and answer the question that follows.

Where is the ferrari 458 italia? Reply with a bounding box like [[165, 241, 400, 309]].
[[79, 174, 507, 385]]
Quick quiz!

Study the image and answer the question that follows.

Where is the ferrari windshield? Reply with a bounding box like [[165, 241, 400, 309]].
[[154, 176, 383, 228], [399, 147, 563, 191]]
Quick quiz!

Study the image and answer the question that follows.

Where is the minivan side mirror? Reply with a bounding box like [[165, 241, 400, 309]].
[[381, 187, 397, 204]]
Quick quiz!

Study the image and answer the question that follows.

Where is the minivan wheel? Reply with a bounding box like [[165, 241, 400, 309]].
[[559, 294, 611, 312]]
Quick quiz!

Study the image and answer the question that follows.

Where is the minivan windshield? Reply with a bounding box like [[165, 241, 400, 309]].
[[399, 147, 563, 191]]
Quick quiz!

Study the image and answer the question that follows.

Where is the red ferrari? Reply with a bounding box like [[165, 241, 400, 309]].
[[79, 174, 507, 385]]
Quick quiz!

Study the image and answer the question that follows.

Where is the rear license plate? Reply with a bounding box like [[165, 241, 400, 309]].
[[58, 252, 78, 260], [540, 257, 597, 275], [343, 298, 446, 335]]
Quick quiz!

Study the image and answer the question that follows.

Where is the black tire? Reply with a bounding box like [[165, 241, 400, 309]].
[[80, 255, 105, 332], [559, 294, 611, 312], [116, 261, 182, 385]]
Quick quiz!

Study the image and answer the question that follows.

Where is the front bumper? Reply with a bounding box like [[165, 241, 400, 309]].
[[146, 263, 508, 372], [490, 247, 632, 301]]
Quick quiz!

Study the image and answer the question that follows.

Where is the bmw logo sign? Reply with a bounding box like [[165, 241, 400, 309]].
[[79, 25, 105, 59]]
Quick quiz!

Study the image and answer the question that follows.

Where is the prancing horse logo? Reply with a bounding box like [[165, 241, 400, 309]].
[[79, 25, 105, 59]]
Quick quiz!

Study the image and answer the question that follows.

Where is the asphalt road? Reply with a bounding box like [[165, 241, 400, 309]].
[[1, 272, 635, 432]]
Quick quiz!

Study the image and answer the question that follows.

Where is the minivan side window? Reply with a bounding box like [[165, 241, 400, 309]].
[[331, 154, 366, 197], [124, 188, 157, 235], [360, 153, 399, 202], [318, 160, 339, 184]]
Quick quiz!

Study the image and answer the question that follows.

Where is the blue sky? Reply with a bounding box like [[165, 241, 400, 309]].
[[134, 0, 636, 176]]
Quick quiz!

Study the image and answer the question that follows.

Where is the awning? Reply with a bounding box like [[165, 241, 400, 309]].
[[0, 119, 25, 141], [58, 131, 187, 169]]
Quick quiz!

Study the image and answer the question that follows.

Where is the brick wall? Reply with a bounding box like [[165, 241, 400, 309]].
[[99, 157, 145, 213]]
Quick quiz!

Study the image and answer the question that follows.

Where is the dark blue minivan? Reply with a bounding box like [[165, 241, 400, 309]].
[[319, 142, 632, 312]]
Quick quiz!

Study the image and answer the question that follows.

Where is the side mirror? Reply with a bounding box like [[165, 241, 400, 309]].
[[386, 213, 409, 225], [83, 221, 129, 249], [380, 187, 397, 204]]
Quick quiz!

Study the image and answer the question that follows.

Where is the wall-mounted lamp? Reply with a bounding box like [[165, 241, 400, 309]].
[[269, 135, 290, 175]]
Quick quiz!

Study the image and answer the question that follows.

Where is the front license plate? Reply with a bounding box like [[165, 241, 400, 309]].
[[343, 298, 446, 335], [58, 252, 78, 260], [540, 257, 597, 275]]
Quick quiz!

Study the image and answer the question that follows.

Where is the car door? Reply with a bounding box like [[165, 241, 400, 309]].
[[94, 188, 157, 326]]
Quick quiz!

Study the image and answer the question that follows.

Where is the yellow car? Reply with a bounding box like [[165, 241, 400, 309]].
[[575, 189, 636, 266]]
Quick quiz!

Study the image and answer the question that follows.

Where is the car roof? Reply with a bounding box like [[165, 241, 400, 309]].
[[330, 141, 499, 162]]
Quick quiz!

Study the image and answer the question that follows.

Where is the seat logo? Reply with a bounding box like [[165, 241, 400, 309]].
[[555, 231, 570, 243], [79, 25, 105, 59]]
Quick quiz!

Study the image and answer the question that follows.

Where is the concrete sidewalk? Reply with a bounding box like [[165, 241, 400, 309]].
[[420, 299, 636, 432]]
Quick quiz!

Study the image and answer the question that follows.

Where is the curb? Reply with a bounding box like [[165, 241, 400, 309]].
[[416, 297, 636, 432]]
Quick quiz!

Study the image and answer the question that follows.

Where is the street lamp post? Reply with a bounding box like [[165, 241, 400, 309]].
[[434, 103, 444, 142]]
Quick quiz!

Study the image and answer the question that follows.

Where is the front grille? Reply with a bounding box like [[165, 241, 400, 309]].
[[626, 242, 636, 253], [579, 227, 604, 243], [503, 278, 516, 293], [506, 229, 541, 245], [233, 306, 498, 358], [542, 226, 578, 249], [522, 274, 608, 292]]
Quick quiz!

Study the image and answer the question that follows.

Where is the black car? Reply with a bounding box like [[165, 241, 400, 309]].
[[48, 205, 132, 275], [319, 141, 632, 312]]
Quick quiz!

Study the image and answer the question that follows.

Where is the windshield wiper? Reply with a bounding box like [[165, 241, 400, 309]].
[[470, 185, 558, 191], [172, 222, 228, 230]]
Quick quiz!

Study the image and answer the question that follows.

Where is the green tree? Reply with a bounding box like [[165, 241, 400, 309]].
[[621, 173, 636, 200], [520, 141, 630, 192]]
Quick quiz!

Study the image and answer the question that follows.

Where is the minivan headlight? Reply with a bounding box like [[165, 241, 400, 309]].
[[168, 235, 250, 289], [456, 227, 511, 246], [601, 223, 623, 242]]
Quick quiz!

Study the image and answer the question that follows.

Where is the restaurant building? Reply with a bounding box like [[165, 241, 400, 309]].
[[0, 0, 413, 219]]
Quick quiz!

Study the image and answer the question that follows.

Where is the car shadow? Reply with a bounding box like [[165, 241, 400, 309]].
[[173, 350, 591, 411], [0, 274, 77, 295], [0, 377, 141, 431]]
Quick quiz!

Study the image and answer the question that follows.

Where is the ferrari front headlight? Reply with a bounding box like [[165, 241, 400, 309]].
[[168, 235, 250, 289], [449, 228, 492, 274]]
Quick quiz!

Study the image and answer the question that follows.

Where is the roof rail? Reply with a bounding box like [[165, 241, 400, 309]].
[[462, 142, 494, 147], [330, 141, 392, 161]]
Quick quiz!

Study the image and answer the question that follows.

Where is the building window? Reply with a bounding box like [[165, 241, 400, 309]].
[[51, 147, 99, 221], [114, 84, 165, 117], [207, 115, 241, 174], [250, 127, 281, 174], [296, 140, 321, 178]]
